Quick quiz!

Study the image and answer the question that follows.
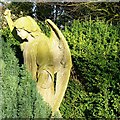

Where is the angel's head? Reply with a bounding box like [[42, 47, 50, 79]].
[[16, 28, 34, 42]]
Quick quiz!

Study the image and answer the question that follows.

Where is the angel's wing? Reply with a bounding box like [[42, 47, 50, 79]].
[[46, 19, 72, 114]]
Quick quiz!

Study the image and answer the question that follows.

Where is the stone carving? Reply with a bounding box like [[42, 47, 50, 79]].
[[4, 9, 72, 117]]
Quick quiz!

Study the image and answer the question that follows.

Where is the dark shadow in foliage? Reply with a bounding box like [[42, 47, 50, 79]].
[[11, 28, 25, 65], [1, 28, 24, 66]]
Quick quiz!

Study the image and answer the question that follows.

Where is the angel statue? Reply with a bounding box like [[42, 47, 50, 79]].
[[4, 9, 72, 117]]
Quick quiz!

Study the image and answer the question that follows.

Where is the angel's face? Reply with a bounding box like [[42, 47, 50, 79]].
[[17, 28, 28, 40], [17, 28, 34, 41]]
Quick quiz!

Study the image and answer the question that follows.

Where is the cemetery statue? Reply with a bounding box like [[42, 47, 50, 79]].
[[4, 9, 72, 117]]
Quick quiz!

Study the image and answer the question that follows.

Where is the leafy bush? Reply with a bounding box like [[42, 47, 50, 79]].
[[1, 18, 120, 119], [1, 28, 52, 119], [60, 20, 120, 118]]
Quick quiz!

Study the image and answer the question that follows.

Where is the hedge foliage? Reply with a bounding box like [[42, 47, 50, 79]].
[[60, 20, 120, 118], [1, 19, 120, 119], [1, 29, 52, 119]]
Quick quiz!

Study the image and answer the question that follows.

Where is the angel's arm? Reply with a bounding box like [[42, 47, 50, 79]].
[[4, 10, 14, 31]]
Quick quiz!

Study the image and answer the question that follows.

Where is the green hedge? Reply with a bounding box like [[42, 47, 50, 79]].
[[60, 20, 120, 118], [1, 29, 51, 119], [1, 19, 120, 119]]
